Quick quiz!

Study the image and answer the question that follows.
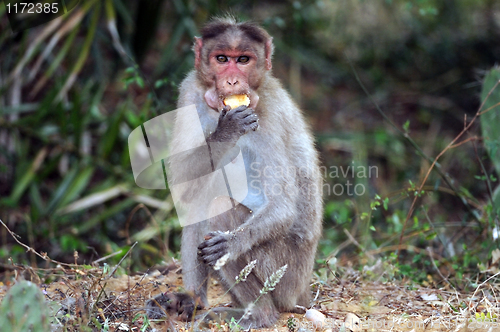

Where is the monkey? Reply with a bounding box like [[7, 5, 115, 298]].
[[165, 16, 323, 329]]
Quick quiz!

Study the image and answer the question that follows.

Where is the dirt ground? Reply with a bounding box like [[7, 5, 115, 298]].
[[1, 264, 499, 332]]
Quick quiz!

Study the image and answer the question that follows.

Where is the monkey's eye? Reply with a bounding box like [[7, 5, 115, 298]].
[[238, 56, 250, 63], [216, 55, 228, 62]]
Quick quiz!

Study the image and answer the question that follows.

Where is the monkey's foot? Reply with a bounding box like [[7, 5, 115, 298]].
[[196, 306, 279, 329], [145, 292, 196, 321]]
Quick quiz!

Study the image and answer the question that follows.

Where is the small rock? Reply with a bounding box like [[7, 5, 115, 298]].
[[344, 313, 361, 332], [304, 308, 325, 329]]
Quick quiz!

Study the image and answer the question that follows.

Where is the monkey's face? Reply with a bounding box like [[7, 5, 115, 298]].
[[194, 30, 272, 111]]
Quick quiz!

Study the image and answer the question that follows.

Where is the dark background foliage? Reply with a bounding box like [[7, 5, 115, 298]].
[[1, 0, 500, 286]]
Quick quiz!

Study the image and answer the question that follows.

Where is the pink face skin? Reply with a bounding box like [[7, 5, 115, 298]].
[[195, 37, 272, 112], [204, 50, 260, 111]]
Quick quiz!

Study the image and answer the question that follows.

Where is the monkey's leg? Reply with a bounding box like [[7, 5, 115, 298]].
[[231, 238, 315, 325], [271, 239, 316, 310], [181, 223, 209, 308], [204, 197, 279, 328], [214, 257, 280, 329]]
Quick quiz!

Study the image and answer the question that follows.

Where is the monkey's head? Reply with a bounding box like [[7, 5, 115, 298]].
[[194, 17, 274, 111]]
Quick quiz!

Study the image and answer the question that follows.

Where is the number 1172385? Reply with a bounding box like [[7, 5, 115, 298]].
[[6, 2, 59, 14]]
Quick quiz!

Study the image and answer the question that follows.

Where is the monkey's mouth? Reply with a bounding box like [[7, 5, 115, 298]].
[[204, 89, 259, 111], [222, 94, 250, 109]]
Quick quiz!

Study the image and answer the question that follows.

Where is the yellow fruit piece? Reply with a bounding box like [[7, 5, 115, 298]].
[[223, 94, 250, 109]]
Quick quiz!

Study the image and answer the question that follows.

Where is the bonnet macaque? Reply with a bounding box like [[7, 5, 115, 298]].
[[151, 17, 323, 328]]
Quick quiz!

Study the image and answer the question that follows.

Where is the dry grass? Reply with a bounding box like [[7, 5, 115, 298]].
[[1, 220, 500, 332]]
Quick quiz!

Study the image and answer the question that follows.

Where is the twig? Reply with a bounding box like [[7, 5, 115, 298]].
[[472, 137, 499, 239], [426, 246, 456, 290], [366, 244, 443, 260], [93, 250, 124, 264], [343, 228, 375, 262], [383, 185, 482, 209], [468, 269, 500, 312], [421, 207, 453, 257], [449, 136, 480, 149], [472, 138, 497, 219], [107, 241, 138, 279], [124, 203, 160, 245], [0, 218, 76, 268], [347, 56, 481, 242], [399, 79, 500, 249], [478, 101, 500, 116], [312, 285, 321, 303]]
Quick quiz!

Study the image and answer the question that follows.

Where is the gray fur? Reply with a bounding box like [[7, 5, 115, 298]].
[[171, 20, 323, 329]]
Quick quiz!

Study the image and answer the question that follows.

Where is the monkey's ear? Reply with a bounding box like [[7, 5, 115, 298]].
[[194, 37, 203, 69], [265, 37, 274, 70]]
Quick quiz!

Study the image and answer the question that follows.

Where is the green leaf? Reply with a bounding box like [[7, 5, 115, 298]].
[[125, 67, 135, 74], [76, 198, 135, 234], [154, 79, 167, 88], [45, 166, 79, 214], [425, 232, 437, 240], [403, 120, 410, 132], [7, 149, 47, 204], [29, 183, 44, 220], [99, 107, 123, 157], [383, 197, 389, 210], [56, 0, 101, 101], [136, 76, 145, 89], [480, 67, 500, 214], [59, 167, 95, 207], [480, 67, 500, 175]]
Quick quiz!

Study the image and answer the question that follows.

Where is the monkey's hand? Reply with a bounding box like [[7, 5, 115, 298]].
[[209, 105, 259, 143], [198, 231, 235, 268]]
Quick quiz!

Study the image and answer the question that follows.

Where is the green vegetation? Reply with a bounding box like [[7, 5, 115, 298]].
[[0, 280, 50, 331], [480, 68, 500, 217], [0, 0, 499, 288]]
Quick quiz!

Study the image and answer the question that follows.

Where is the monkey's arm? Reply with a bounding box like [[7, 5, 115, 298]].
[[198, 178, 302, 266], [171, 77, 257, 181], [167, 145, 214, 185], [206, 105, 258, 169], [199, 125, 322, 266], [168, 105, 256, 185]]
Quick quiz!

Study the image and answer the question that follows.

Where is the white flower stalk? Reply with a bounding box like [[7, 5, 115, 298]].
[[235, 260, 257, 284], [260, 264, 287, 295]]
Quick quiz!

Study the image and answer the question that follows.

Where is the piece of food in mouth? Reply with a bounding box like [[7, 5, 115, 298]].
[[223, 94, 250, 109]]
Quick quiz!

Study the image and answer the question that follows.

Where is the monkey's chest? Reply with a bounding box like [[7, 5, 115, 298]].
[[235, 135, 274, 213]]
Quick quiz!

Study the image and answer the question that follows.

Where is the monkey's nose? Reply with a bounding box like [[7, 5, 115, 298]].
[[226, 80, 239, 86]]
